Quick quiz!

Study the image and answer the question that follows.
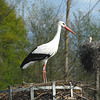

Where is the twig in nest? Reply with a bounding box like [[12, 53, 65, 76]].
[[34, 91, 52, 100]]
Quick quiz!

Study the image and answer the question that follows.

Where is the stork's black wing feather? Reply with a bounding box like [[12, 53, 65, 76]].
[[20, 52, 51, 68]]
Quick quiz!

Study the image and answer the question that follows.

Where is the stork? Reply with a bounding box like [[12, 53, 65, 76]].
[[88, 37, 92, 43], [20, 21, 76, 83]]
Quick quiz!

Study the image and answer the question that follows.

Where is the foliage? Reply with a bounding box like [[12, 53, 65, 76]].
[[0, 0, 29, 90]]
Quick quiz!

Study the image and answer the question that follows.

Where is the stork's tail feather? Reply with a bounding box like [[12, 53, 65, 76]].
[[20, 61, 35, 70]]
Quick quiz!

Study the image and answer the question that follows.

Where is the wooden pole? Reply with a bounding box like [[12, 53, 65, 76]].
[[52, 81, 56, 100], [65, 0, 71, 79], [30, 84, 34, 100], [69, 82, 74, 97], [8, 85, 12, 100]]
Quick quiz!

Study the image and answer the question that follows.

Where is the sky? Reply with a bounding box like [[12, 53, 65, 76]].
[[34, 0, 99, 20], [5, 0, 100, 43], [6, 0, 100, 24]]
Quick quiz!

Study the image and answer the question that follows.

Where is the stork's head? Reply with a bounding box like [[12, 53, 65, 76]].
[[58, 21, 76, 35]]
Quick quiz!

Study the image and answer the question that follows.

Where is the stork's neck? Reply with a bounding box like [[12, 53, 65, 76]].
[[52, 24, 62, 44]]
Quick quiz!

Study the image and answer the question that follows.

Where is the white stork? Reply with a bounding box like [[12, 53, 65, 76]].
[[88, 37, 92, 43], [20, 21, 76, 83]]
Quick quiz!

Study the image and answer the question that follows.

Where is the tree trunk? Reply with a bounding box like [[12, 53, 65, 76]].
[[65, 0, 71, 79], [95, 67, 100, 100]]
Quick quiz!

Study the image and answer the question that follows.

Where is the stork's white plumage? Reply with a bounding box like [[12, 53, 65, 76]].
[[88, 37, 92, 43], [20, 21, 76, 83]]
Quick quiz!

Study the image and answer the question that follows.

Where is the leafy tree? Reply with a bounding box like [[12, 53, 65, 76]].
[[0, 0, 29, 90]]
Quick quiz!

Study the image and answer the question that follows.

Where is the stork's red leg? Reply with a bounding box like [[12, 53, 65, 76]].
[[43, 64, 47, 83]]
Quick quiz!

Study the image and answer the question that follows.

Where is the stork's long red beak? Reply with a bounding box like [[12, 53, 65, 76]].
[[64, 26, 76, 35]]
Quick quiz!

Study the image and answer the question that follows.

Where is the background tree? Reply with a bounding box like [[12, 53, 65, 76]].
[[0, 0, 29, 90]]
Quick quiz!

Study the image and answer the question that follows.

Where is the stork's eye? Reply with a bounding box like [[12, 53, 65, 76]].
[[63, 23, 65, 25]]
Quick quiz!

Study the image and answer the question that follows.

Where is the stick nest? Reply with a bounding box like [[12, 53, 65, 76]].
[[79, 41, 100, 72]]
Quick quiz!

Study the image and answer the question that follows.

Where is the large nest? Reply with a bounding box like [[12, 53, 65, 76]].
[[79, 41, 100, 72]]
